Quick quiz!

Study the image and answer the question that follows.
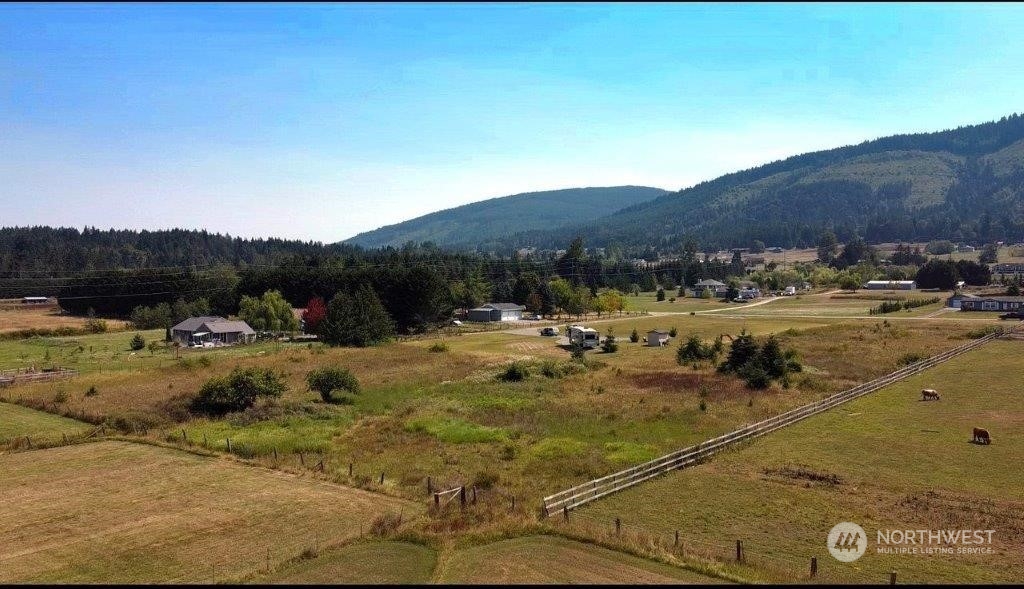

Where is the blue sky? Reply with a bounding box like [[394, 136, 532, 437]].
[[2, 3, 1024, 242]]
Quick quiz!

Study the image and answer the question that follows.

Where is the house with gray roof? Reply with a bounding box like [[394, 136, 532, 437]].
[[467, 303, 526, 322], [690, 279, 728, 298], [171, 316, 256, 346]]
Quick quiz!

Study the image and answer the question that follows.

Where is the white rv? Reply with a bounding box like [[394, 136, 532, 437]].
[[568, 325, 600, 349], [783, 286, 797, 296]]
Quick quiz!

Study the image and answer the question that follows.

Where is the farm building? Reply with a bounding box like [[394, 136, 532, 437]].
[[690, 279, 728, 298], [21, 296, 50, 305], [171, 316, 256, 346], [467, 303, 526, 322], [958, 245, 976, 253], [946, 293, 979, 309], [959, 296, 1024, 312], [863, 280, 916, 290], [647, 330, 671, 347]]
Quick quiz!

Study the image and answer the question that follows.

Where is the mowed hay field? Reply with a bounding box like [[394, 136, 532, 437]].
[[260, 540, 437, 584], [435, 535, 723, 584], [0, 402, 93, 445], [0, 306, 128, 334], [0, 441, 419, 583], [577, 340, 1024, 583]]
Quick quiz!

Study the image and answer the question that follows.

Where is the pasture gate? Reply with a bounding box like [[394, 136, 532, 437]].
[[543, 330, 1007, 516]]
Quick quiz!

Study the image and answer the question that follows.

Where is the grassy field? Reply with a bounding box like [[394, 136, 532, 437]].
[[0, 402, 92, 445], [260, 540, 437, 584], [625, 291, 731, 313], [435, 535, 722, 584], [577, 340, 1024, 583], [0, 313, 986, 510], [0, 307, 128, 334], [0, 440, 419, 583]]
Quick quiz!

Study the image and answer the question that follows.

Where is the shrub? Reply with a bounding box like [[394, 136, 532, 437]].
[[190, 367, 286, 416], [570, 343, 586, 363], [427, 341, 449, 353], [130, 333, 146, 351], [601, 329, 618, 353], [472, 470, 500, 489], [897, 352, 928, 366], [656, 287, 666, 301], [498, 361, 530, 382], [197, 355, 212, 367], [85, 385, 99, 397], [740, 363, 771, 389], [699, 399, 707, 412], [105, 411, 167, 434], [629, 328, 639, 343], [676, 335, 720, 364], [85, 318, 108, 334], [306, 367, 360, 403], [669, 326, 678, 337], [53, 389, 69, 404]]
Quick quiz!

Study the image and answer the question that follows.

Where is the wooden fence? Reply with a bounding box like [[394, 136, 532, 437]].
[[543, 330, 1008, 516], [0, 368, 79, 387]]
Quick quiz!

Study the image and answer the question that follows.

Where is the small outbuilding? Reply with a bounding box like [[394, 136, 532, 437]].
[[690, 279, 728, 298], [467, 303, 526, 322], [647, 329, 671, 347], [863, 280, 916, 290]]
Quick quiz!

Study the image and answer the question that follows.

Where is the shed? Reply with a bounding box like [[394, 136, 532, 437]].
[[467, 303, 526, 322], [647, 329, 671, 347], [863, 280, 916, 290]]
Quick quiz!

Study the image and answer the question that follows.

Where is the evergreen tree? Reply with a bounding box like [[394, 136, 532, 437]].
[[320, 285, 395, 347]]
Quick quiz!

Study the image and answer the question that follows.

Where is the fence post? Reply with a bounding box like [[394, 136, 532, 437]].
[[563, 506, 569, 522], [810, 556, 817, 578], [182, 429, 188, 445], [427, 476, 433, 494], [735, 540, 743, 563], [615, 517, 621, 536], [348, 462, 353, 476], [273, 447, 278, 461], [433, 492, 440, 507], [225, 437, 231, 453], [459, 486, 466, 507], [890, 570, 897, 585], [25, 436, 31, 449], [674, 530, 679, 547]]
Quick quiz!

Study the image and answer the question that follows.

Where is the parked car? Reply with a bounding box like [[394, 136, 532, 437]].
[[540, 326, 559, 336], [999, 312, 1023, 320]]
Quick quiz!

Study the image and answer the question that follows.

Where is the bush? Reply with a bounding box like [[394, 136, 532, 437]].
[[669, 326, 678, 337], [85, 318, 108, 334], [570, 343, 586, 363], [85, 385, 99, 397], [676, 335, 719, 364], [656, 287, 666, 302], [130, 333, 146, 351], [498, 361, 531, 382], [427, 341, 449, 353], [629, 328, 639, 343], [53, 389, 69, 404], [190, 367, 286, 416], [306, 367, 360, 403], [601, 329, 618, 353]]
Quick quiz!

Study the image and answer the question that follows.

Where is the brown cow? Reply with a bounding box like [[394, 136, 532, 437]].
[[921, 389, 940, 401], [973, 427, 992, 445]]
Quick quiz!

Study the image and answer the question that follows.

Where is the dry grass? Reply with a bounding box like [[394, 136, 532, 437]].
[[435, 535, 723, 584], [259, 540, 437, 584], [0, 440, 419, 583], [579, 340, 1024, 583], [0, 307, 127, 334]]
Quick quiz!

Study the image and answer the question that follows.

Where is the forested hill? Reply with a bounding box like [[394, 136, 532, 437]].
[[480, 114, 1024, 252], [0, 226, 360, 274], [343, 186, 669, 249]]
